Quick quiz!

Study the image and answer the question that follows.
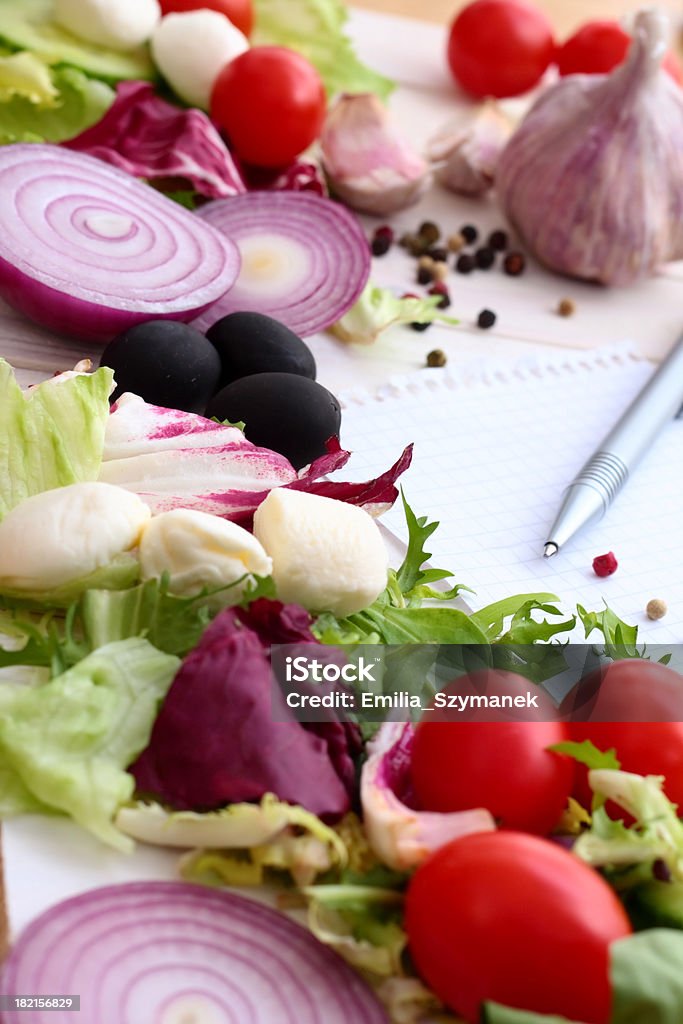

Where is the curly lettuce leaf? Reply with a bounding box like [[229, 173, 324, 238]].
[[330, 284, 458, 345], [0, 65, 113, 144], [0, 362, 113, 519], [484, 1006, 584, 1023], [253, 0, 394, 100], [0, 638, 180, 849], [0, 50, 57, 105], [574, 770, 683, 883]]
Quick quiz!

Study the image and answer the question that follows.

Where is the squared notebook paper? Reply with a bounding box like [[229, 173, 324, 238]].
[[337, 344, 683, 644]]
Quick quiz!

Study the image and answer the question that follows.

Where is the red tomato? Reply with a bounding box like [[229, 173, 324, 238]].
[[557, 20, 683, 85], [405, 832, 632, 1024], [159, 0, 253, 38], [410, 670, 573, 834], [210, 47, 326, 168], [560, 660, 683, 812], [447, 0, 556, 98]]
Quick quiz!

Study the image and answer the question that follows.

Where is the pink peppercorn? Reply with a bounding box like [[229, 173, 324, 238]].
[[593, 552, 618, 577]]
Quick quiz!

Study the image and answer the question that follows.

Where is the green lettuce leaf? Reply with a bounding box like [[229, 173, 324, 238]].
[[0, 65, 114, 144], [611, 930, 683, 1023], [0, 361, 113, 520], [0, 50, 57, 105], [253, 0, 394, 100], [0, 0, 155, 82], [330, 284, 458, 345], [0, 638, 180, 849], [0, 553, 139, 610]]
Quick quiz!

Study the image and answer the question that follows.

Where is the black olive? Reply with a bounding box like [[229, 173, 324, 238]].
[[206, 312, 316, 390], [100, 320, 221, 413], [205, 372, 341, 470]]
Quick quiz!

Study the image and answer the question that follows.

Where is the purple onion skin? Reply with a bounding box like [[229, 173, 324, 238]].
[[0, 253, 224, 343]]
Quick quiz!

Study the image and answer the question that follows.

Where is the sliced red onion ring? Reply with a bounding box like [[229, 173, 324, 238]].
[[0, 145, 240, 342], [0, 881, 388, 1024], [192, 191, 371, 338]]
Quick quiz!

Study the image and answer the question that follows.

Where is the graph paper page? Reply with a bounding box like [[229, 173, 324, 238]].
[[338, 346, 683, 643]]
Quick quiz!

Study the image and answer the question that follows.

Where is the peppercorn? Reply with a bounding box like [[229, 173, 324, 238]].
[[418, 255, 435, 270], [557, 297, 576, 317], [592, 551, 618, 577], [410, 321, 432, 332], [401, 233, 427, 257], [455, 253, 475, 274], [427, 246, 449, 263], [432, 261, 449, 281], [477, 309, 497, 329], [488, 229, 508, 251], [460, 224, 478, 244], [426, 349, 447, 367], [371, 234, 391, 257], [447, 232, 466, 253], [417, 265, 435, 285], [474, 246, 495, 270], [374, 224, 394, 243], [646, 598, 667, 620], [428, 281, 451, 309], [503, 251, 526, 276], [418, 221, 440, 245]]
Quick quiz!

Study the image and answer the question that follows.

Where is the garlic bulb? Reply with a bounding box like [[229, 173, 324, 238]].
[[496, 10, 683, 285], [320, 93, 432, 216], [427, 102, 514, 197]]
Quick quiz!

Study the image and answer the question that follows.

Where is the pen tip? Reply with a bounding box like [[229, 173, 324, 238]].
[[544, 542, 559, 559]]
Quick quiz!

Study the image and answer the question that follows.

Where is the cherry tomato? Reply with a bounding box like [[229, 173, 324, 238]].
[[405, 832, 632, 1024], [159, 0, 253, 38], [557, 20, 683, 85], [210, 47, 326, 168], [560, 660, 683, 813], [410, 670, 573, 834], [447, 0, 555, 98]]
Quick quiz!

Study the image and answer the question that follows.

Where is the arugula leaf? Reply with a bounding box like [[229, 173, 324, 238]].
[[484, 1005, 585, 1023], [550, 740, 621, 772], [394, 490, 466, 600], [576, 603, 642, 659]]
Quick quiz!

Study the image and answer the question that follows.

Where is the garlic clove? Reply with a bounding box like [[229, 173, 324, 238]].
[[496, 9, 683, 286], [320, 92, 432, 216], [427, 101, 515, 197]]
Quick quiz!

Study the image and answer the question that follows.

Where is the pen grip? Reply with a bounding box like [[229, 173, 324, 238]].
[[574, 451, 629, 510]]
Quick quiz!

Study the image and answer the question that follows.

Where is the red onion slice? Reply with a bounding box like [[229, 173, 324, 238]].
[[192, 192, 371, 338], [0, 881, 388, 1024], [0, 145, 241, 342]]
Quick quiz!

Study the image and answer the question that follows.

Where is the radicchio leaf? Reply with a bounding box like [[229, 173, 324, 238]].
[[63, 81, 245, 199], [131, 599, 358, 821]]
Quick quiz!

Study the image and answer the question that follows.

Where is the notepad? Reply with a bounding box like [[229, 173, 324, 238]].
[[337, 345, 683, 643]]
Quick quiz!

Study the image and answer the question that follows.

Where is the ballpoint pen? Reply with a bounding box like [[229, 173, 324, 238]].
[[544, 330, 683, 557]]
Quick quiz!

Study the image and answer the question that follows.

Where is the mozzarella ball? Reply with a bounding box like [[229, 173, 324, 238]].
[[54, 0, 161, 52], [139, 508, 272, 598], [253, 489, 388, 616], [151, 10, 249, 109], [0, 482, 150, 591]]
